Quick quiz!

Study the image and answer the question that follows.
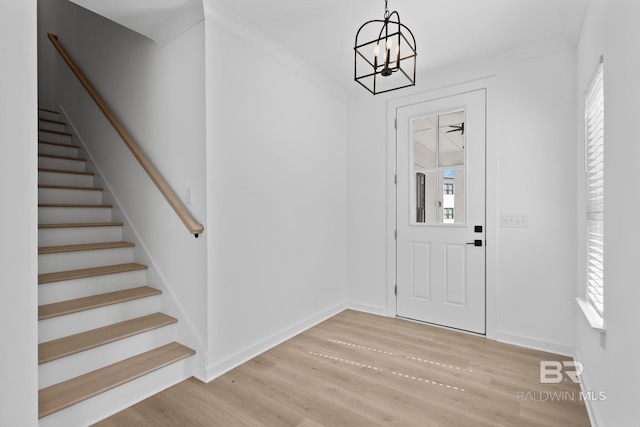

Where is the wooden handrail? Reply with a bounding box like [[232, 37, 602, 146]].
[[47, 33, 204, 237]]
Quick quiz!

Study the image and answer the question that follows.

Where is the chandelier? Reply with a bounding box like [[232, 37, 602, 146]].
[[354, 0, 417, 95]]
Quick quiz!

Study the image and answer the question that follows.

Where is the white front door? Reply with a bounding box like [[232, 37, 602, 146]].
[[396, 89, 486, 334]]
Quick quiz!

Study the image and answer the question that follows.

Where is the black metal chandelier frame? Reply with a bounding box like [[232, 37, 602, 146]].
[[354, 0, 417, 95]]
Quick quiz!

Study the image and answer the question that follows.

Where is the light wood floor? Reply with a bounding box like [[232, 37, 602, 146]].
[[94, 310, 590, 426]]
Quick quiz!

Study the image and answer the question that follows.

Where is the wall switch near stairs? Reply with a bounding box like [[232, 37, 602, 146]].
[[37, 107, 194, 426], [501, 214, 529, 228]]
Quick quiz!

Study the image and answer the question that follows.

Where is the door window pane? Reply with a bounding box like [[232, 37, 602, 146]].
[[412, 115, 437, 170], [411, 110, 466, 225], [439, 111, 465, 167], [441, 168, 465, 224]]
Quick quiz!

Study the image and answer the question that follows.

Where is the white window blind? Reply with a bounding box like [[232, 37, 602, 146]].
[[585, 59, 604, 317]]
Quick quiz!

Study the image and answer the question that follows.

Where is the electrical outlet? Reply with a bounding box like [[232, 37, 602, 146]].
[[501, 214, 529, 228]]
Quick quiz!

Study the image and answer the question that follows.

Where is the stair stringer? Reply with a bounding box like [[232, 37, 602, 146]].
[[58, 105, 208, 380]]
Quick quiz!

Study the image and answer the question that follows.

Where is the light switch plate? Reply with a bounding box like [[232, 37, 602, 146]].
[[501, 214, 529, 228]]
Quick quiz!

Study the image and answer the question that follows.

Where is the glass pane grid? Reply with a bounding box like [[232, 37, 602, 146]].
[[411, 110, 465, 226]]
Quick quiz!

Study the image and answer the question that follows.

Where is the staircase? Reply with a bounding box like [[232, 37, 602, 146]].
[[37, 107, 195, 426]]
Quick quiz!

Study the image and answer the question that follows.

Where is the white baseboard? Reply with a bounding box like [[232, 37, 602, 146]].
[[574, 350, 602, 427], [496, 331, 574, 357], [204, 303, 346, 382], [346, 302, 392, 317]]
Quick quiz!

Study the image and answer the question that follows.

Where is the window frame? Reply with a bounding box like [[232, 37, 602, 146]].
[[582, 56, 605, 327]]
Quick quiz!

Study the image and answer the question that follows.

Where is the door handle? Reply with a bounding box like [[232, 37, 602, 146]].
[[467, 240, 483, 247]]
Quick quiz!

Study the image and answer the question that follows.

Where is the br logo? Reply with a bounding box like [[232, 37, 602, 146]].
[[540, 361, 583, 384]]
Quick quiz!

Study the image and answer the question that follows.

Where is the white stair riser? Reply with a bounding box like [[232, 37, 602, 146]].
[[38, 324, 177, 389], [39, 206, 111, 224], [39, 156, 86, 172], [38, 356, 194, 427], [39, 295, 162, 343], [39, 270, 147, 305], [39, 187, 102, 204], [39, 226, 123, 247], [39, 121, 67, 133], [39, 130, 72, 144], [38, 247, 134, 274], [39, 110, 61, 121], [38, 143, 78, 157], [38, 171, 94, 187]]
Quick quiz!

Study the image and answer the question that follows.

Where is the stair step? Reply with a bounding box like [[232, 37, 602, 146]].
[[39, 223, 123, 247], [38, 140, 77, 149], [38, 142, 79, 158], [39, 221, 123, 229], [39, 203, 112, 208], [39, 313, 177, 364], [39, 107, 60, 114], [39, 245, 134, 275], [38, 262, 148, 285], [39, 184, 103, 204], [39, 154, 86, 172], [40, 118, 66, 126], [39, 109, 61, 122], [39, 204, 112, 224], [39, 153, 85, 163], [39, 168, 93, 176], [39, 128, 72, 137], [38, 184, 102, 191], [38, 221, 123, 229], [38, 342, 195, 419], [39, 241, 134, 255], [39, 285, 159, 320], [39, 121, 68, 134], [38, 184, 104, 191], [39, 168, 94, 187]]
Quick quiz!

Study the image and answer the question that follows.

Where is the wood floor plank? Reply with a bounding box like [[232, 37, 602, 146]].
[[38, 262, 147, 285], [38, 285, 160, 320], [94, 310, 590, 427], [39, 241, 134, 255], [39, 313, 177, 364], [39, 342, 195, 419]]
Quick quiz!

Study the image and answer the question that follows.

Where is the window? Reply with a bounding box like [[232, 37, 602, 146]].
[[585, 58, 604, 318], [444, 182, 454, 195], [411, 110, 465, 225], [444, 208, 454, 220]]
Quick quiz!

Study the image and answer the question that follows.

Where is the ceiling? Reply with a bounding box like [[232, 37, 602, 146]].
[[70, 0, 589, 92], [213, 0, 588, 88]]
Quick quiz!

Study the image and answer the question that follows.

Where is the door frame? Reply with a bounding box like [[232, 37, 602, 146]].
[[386, 77, 498, 339]]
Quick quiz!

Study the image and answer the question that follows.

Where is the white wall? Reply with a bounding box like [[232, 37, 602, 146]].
[[0, 1, 39, 426], [203, 13, 348, 378], [575, 1, 640, 425], [347, 39, 578, 354], [38, 0, 209, 376]]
